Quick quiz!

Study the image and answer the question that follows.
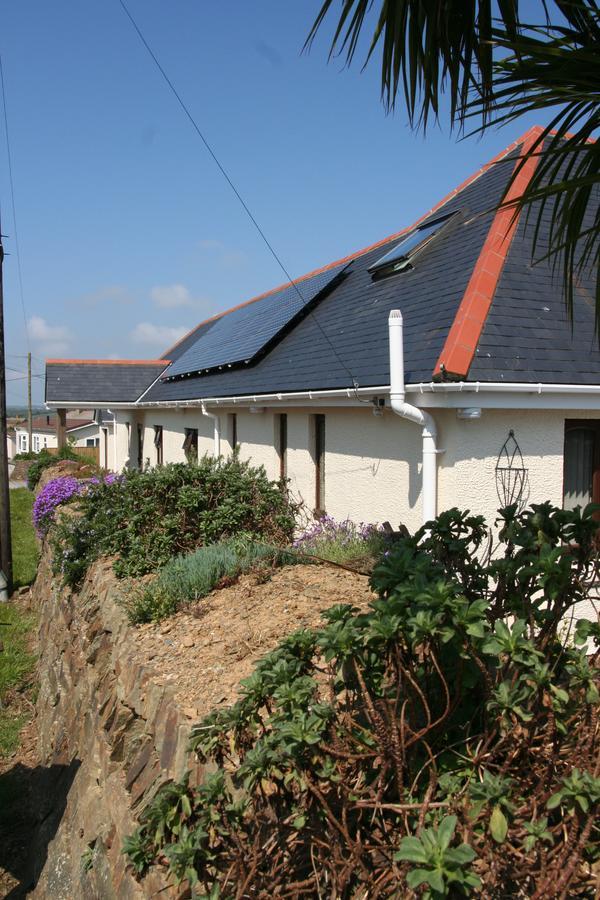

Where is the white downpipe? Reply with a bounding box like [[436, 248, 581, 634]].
[[201, 404, 221, 458], [388, 310, 438, 524]]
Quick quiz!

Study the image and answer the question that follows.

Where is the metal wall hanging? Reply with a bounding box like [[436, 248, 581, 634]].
[[495, 430, 528, 511]]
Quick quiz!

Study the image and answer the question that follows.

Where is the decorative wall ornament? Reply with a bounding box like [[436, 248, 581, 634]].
[[495, 430, 528, 511]]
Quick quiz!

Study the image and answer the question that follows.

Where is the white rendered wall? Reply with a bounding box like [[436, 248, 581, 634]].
[[108, 405, 600, 533]]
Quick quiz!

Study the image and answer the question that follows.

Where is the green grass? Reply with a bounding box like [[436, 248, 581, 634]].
[[10, 487, 38, 589], [0, 601, 36, 756]]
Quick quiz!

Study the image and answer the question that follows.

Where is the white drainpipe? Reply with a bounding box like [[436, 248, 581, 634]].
[[388, 310, 438, 524], [201, 404, 221, 458]]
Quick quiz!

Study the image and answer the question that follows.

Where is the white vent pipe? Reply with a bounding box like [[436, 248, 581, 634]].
[[201, 404, 221, 458], [388, 310, 438, 524]]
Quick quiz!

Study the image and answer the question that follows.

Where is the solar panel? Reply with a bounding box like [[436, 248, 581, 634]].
[[165, 262, 350, 379]]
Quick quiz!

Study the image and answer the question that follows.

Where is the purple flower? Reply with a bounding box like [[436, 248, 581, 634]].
[[32, 472, 124, 537]]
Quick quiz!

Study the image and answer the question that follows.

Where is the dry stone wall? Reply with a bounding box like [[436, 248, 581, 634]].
[[31, 545, 200, 899]]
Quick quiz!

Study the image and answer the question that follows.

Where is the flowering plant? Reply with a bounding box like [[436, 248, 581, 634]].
[[293, 514, 384, 564], [32, 473, 121, 538]]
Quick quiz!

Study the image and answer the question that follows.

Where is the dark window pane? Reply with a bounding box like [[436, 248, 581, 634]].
[[564, 427, 594, 509]]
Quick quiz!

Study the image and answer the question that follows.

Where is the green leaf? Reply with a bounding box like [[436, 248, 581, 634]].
[[547, 792, 562, 810], [396, 836, 428, 864], [406, 868, 431, 889], [490, 806, 508, 843], [437, 815, 457, 852]]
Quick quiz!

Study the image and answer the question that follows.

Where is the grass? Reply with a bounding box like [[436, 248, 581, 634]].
[[0, 489, 38, 757], [10, 487, 38, 589], [125, 537, 299, 624], [0, 601, 36, 757]]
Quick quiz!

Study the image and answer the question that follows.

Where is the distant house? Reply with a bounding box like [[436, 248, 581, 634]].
[[44, 127, 600, 535], [13, 413, 99, 455]]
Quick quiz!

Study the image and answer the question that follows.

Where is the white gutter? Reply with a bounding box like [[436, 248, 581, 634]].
[[201, 404, 221, 457], [45, 380, 600, 412], [388, 310, 438, 524]]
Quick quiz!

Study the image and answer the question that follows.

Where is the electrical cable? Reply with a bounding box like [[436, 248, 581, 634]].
[[117, 0, 364, 393], [0, 52, 29, 352]]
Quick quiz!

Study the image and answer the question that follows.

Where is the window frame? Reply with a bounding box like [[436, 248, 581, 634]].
[[154, 425, 163, 466], [563, 419, 600, 508], [277, 413, 288, 480], [183, 427, 199, 461], [313, 414, 326, 515]]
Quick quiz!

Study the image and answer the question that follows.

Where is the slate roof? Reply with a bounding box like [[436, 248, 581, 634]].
[[15, 415, 94, 433], [44, 128, 600, 406], [45, 361, 169, 404]]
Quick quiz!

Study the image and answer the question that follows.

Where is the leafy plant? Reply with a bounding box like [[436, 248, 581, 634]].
[[396, 815, 480, 897], [124, 503, 600, 897], [50, 457, 298, 586], [26, 445, 79, 490]]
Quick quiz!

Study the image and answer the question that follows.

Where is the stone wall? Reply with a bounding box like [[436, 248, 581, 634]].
[[31, 545, 200, 899]]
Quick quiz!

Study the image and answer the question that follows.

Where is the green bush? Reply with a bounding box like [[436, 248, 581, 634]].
[[27, 445, 79, 490], [51, 457, 297, 587], [124, 502, 600, 897], [125, 536, 299, 624]]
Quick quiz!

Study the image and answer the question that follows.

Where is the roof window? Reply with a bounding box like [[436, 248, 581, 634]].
[[368, 212, 457, 279]]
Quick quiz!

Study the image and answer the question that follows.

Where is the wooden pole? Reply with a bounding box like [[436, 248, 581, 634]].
[[0, 227, 13, 595], [57, 408, 66, 450], [27, 351, 32, 452]]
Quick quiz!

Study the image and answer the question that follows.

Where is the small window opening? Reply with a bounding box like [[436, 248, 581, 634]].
[[183, 427, 199, 461], [277, 413, 288, 480], [313, 414, 326, 514], [137, 424, 144, 470], [154, 425, 163, 466], [369, 212, 457, 279]]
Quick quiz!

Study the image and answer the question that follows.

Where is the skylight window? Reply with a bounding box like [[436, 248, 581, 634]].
[[369, 212, 457, 278]]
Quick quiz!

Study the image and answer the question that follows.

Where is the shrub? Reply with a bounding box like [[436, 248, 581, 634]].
[[124, 502, 600, 897], [33, 476, 84, 537], [27, 445, 79, 490], [51, 457, 297, 586], [125, 536, 299, 624], [293, 514, 385, 565]]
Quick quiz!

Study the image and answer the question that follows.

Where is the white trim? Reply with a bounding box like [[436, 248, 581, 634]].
[[45, 379, 600, 413]]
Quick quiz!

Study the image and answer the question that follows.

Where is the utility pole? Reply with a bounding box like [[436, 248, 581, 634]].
[[0, 222, 12, 596], [27, 351, 32, 453]]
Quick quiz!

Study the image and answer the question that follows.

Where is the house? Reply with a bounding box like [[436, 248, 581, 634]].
[[14, 413, 100, 455], [44, 126, 600, 536]]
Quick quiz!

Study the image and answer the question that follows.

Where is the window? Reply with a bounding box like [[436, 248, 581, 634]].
[[33, 436, 40, 452], [563, 420, 600, 509], [276, 413, 288, 480], [229, 413, 238, 454], [183, 428, 198, 461], [368, 212, 457, 279], [86, 438, 95, 447], [154, 425, 163, 466], [313, 414, 326, 514], [136, 424, 144, 470]]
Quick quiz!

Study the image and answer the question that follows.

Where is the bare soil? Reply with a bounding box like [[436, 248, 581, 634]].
[[128, 563, 376, 720]]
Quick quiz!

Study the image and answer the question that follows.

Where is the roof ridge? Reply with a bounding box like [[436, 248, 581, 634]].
[[162, 126, 545, 360]]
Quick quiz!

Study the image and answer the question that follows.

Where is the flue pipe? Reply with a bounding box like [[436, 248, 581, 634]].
[[388, 310, 438, 524]]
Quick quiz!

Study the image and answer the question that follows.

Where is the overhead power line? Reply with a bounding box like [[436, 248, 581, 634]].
[[117, 0, 361, 391], [0, 52, 29, 352]]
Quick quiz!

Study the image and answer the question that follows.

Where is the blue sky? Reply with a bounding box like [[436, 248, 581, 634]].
[[1, 1, 549, 404]]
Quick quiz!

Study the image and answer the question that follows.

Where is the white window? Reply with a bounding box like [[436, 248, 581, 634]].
[[33, 436, 40, 452]]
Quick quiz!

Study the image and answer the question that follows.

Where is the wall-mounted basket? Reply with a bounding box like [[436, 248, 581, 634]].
[[495, 430, 528, 512]]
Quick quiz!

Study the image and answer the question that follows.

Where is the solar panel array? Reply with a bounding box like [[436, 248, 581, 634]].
[[164, 262, 350, 379]]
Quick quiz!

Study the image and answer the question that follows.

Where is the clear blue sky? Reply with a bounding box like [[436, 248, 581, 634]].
[[1, 1, 549, 404]]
